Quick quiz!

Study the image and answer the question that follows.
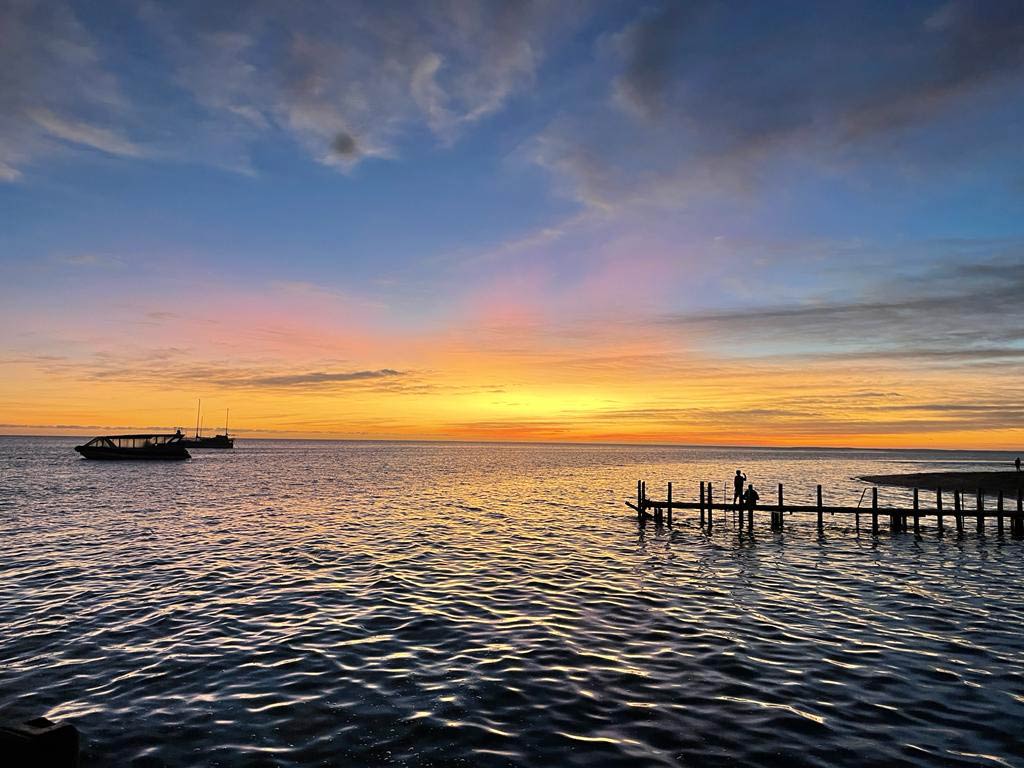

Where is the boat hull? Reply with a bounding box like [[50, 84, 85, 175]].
[[179, 435, 233, 449], [74, 445, 191, 460]]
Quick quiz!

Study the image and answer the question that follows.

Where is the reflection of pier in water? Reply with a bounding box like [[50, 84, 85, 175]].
[[627, 480, 1024, 537]]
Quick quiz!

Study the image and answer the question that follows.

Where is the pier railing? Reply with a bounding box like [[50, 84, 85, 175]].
[[626, 481, 1024, 537]]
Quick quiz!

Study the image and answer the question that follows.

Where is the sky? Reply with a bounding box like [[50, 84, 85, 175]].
[[2, 0, 1024, 448]]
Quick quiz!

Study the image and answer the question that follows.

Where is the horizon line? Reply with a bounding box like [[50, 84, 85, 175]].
[[1, 433, 1021, 454]]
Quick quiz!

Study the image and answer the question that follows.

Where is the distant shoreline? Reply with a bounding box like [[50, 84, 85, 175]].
[[859, 471, 1024, 495]]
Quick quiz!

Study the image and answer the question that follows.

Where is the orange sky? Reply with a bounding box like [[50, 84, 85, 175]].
[[3, 270, 1022, 449]]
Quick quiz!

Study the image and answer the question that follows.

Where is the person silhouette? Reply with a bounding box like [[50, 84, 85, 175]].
[[732, 469, 747, 509], [1016, 456, 1021, 473], [743, 484, 760, 512]]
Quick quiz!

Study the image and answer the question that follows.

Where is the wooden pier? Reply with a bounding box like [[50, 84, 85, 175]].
[[626, 480, 1024, 537]]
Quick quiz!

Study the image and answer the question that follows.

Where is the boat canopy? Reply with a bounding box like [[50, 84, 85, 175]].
[[83, 434, 184, 449]]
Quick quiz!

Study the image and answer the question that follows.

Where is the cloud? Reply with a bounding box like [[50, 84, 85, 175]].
[[131, 0, 577, 173], [0, 161, 22, 181], [29, 109, 142, 158], [1, 0, 580, 179], [656, 248, 1024, 365], [539, 0, 1024, 209], [330, 132, 359, 159], [611, 3, 700, 121], [52, 252, 123, 268], [242, 369, 401, 387], [0, 0, 133, 179]]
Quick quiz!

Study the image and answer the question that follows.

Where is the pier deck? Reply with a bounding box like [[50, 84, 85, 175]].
[[627, 480, 1024, 536]]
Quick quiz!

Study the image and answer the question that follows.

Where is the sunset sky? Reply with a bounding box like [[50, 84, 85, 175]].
[[2, 1, 1023, 447]]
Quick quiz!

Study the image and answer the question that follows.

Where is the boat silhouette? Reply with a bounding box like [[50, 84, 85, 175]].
[[178, 401, 234, 449], [74, 433, 191, 460]]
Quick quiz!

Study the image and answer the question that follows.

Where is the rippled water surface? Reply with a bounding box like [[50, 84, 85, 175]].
[[2, 438, 1024, 767]]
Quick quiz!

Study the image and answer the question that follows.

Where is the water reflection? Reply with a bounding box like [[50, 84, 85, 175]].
[[0, 438, 1022, 767]]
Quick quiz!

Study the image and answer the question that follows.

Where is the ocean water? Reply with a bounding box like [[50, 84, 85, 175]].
[[2, 437, 1023, 767]]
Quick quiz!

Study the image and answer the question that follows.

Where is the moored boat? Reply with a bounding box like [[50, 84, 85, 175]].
[[74, 433, 191, 460], [178, 401, 234, 449], [178, 433, 233, 449]]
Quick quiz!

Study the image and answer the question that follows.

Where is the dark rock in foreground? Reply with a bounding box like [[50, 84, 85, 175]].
[[859, 471, 1024, 495], [0, 717, 79, 767]]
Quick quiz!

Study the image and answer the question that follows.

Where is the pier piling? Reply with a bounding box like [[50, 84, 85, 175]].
[[871, 487, 878, 536], [816, 485, 823, 531], [700, 481, 705, 527], [913, 488, 920, 535], [776, 483, 784, 532]]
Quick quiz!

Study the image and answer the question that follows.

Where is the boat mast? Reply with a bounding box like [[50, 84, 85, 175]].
[[225, 408, 229, 437], [195, 399, 201, 439]]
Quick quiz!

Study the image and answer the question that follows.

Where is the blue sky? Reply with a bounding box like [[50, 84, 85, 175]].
[[2, 0, 1024, 444]]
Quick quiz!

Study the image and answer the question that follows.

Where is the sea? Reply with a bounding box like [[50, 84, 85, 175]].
[[2, 437, 1023, 767]]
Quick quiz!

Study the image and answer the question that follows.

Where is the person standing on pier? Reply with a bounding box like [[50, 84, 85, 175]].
[[733, 469, 747, 510], [743, 484, 760, 512], [1016, 457, 1021, 473]]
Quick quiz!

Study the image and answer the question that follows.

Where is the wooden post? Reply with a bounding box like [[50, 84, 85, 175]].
[[737, 482, 744, 531], [997, 490, 1004, 534], [747, 490, 753, 530], [700, 481, 705, 527], [816, 484, 823, 531], [913, 488, 920, 535], [667, 482, 673, 526], [871, 487, 878, 535], [976, 489, 984, 534], [737, 483, 745, 532], [636, 480, 643, 522], [777, 483, 784, 531], [936, 488, 943, 534], [954, 491, 963, 534], [1016, 488, 1023, 537], [707, 482, 714, 529]]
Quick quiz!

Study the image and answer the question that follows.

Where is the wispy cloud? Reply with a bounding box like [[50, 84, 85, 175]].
[[135, 0, 576, 173], [1, 0, 582, 179], [242, 369, 401, 387], [29, 109, 143, 158], [0, 0, 133, 179], [656, 250, 1024, 365]]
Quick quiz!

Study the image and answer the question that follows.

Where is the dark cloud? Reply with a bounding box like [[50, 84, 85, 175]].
[[615, 1, 1024, 143], [243, 369, 401, 387], [542, 1, 1024, 208], [331, 132, 358, 158], [613, 3, 699, 120], [13, 350, 407, 391], [657, 249, 1024, 365]]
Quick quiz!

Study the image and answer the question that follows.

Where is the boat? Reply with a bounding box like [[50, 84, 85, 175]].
[[177, 401, 234, 449], [179, 432, 233, 449], [74, 433, 191, 460]]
